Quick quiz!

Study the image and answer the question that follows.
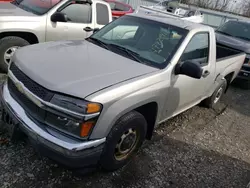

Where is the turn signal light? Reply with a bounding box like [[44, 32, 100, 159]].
[[80, 121, 95, 137], [87, 103, 101, 114]]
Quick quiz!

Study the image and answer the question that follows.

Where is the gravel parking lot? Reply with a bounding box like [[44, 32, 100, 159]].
[[0, 81, 250, 188]]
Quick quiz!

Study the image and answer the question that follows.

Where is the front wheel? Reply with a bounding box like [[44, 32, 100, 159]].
[[0, 36, 30, 73], [100, 111, 147, 171], [202, 79, 227, 109]]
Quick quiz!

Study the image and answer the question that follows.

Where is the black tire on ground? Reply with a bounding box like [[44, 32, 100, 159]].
[[0, 36, 30, 73], [202, 79, 227, 109], [100, 111, 147, 171]]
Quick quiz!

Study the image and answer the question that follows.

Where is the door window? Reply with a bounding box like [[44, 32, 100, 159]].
[[96, 3, 110, 25], [180, 33, 209, 67], [60, 3, 92, 23]]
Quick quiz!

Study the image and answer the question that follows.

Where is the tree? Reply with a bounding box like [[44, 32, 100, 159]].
[[181, 0, 230, 11], [242, 0, 250, 17]]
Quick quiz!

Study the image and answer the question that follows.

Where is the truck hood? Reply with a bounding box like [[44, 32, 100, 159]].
[[0, 2, 39, 22], [216, 32, 250, 54], [13, 40, 158, 99]]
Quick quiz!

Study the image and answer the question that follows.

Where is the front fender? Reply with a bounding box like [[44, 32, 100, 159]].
[[89, 81, 168, 139], [0, 18, 46, 42]]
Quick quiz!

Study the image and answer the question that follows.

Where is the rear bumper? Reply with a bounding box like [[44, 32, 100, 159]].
[[0, 82, 105, 169]]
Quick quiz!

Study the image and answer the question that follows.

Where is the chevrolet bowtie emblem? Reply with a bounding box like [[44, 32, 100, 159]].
[[15, 81, 24, 94], [13, 79, 43, 108]]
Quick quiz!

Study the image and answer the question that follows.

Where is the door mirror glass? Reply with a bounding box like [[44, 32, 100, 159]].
[[51, 12, 68, 22], [175, 61, 203, 79]]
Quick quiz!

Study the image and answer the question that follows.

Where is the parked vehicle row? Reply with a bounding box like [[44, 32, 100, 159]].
[[0, 12, 245, 171]]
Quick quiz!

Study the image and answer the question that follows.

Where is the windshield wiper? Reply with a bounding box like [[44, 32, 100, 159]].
[[108, 43, 145, 64], [86, 37, 110, 50]]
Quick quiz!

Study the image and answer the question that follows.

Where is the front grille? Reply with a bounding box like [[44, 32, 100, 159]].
[[9, 63, 53, 101], [8, 78, 46, 123]]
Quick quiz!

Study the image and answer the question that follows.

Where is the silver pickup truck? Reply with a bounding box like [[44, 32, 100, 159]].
[[0, 13, 246, 172], [0, 0, 112, 72]]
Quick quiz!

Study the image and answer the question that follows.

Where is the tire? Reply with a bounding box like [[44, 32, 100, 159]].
[[100, 111, 147, 171], [0, 36, 30, 73], [202, 79, 227, 109]]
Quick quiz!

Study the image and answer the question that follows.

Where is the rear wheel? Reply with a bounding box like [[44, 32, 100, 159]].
[[100, 111, 147, 171], [0, 36, 30, 72], [202, 79, 227, 109]]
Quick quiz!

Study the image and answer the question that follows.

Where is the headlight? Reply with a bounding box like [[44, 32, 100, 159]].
[[50, 94, 102, 115], [47, 94, 102, 139]]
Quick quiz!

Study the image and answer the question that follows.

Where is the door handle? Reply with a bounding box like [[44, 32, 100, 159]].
[[202, 70, 210, 78], [83, 27, 93, 32]]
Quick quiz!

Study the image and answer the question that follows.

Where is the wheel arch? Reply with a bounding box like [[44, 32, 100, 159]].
[[224, 72, 235, 93], [0, 31, 39, 44]]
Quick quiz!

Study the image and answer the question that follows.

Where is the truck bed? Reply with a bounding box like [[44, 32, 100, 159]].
[[216, 44, 246, 80], [216, 44, 242, 61]]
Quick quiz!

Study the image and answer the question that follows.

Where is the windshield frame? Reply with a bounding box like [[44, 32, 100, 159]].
[[216, 20, 250, 42], [90, 15, 189, 69], [11, 0, 63, 15]]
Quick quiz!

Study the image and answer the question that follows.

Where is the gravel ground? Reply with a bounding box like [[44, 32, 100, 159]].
[[0, 82, 250, 188]]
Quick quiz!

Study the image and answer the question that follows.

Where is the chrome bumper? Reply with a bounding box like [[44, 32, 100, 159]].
[[1, 82, 106, 153]]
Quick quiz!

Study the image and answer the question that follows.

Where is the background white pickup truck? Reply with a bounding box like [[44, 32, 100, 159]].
[[0, 0, 112, 72]]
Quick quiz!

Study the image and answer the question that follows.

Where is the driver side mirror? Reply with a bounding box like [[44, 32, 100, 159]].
[[175, 61, 203, 79], [51, 12, 68, 22]]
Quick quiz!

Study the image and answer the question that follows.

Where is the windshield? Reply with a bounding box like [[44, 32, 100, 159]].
[[11, 0, 62, 15], [217, 21, 250, 41], [89, 16, 188, 69]]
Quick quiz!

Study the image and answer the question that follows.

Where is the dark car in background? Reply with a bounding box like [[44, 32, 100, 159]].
[[216, 20, 250, 89], [105, 0, 133, 19]]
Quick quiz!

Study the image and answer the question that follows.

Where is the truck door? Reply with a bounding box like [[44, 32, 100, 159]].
[[166, 32, 214, 117], [45, 1, 94, 41]]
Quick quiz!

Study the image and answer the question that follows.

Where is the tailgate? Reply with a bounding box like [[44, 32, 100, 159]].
[[216, 53, 246, 80]]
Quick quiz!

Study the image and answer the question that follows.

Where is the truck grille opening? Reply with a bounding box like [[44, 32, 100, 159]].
[[9, 63, 53, 102], [7, 78, 46, 123], [7, 63, 85, 140]]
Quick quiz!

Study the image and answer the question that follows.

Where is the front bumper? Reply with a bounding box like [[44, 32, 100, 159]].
[[0, 82, 106, 169]]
